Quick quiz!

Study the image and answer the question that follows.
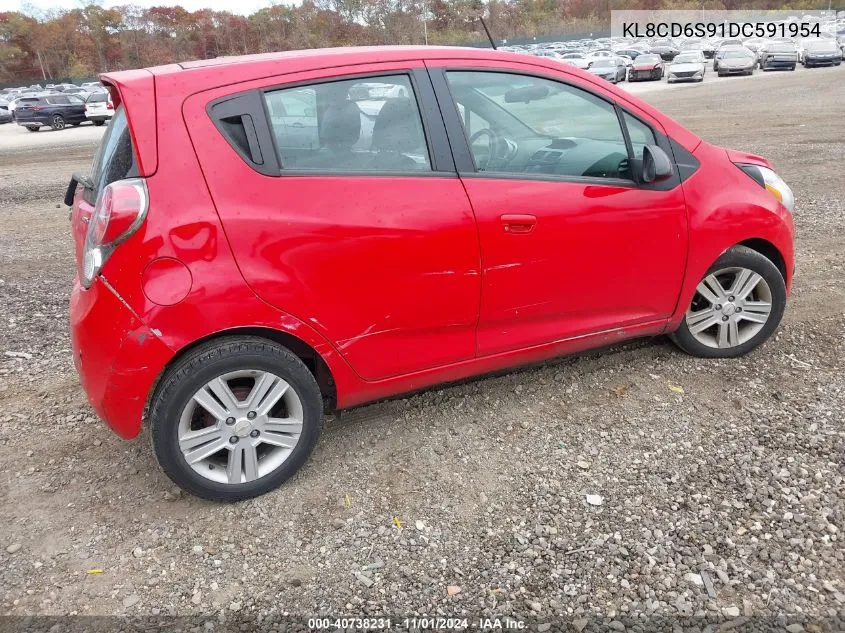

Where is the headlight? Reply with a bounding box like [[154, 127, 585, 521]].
[[737, 164, 795, 212]]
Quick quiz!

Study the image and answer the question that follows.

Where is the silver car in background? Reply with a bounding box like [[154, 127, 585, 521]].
[[667, 52, 706, 83], [716, 49, 756, 76]]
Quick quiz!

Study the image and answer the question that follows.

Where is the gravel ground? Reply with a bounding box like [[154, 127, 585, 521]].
[[0, 66, 843, 631]]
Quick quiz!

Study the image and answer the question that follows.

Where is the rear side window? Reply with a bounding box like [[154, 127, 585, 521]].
[[84, 105, 137, 204], [262, 74, 431, 172], [49, 95, 70, 105]]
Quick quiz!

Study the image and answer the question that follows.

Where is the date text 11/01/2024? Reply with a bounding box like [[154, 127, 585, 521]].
[[307, 617, 527, 630], [621, 21, 822, 39]]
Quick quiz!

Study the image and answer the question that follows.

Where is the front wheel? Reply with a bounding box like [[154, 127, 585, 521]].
[[150, 337, 324, 502], [671, 246, 786, 358]]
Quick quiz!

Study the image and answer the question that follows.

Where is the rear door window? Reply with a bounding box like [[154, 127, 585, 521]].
[[262, 74, 431, 172], [84, 105, 137, 204]]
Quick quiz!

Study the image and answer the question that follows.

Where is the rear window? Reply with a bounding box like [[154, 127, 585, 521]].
[[87, 93, 107, 103], [84, 105, 137, 204]]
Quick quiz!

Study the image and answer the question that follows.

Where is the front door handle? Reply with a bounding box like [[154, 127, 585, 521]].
[[500, 214, 537, 234]]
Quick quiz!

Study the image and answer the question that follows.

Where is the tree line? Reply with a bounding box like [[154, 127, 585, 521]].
[[0, 0, 831, 83]]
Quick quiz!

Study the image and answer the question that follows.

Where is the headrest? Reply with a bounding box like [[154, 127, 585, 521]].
[[371, 98, 422, 153], [321, 100, 360, 149]]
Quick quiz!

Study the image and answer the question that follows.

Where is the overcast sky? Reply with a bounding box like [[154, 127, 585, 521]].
[[1, 0, 293, 15]]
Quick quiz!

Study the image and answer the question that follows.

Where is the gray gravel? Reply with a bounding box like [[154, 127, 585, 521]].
[[0, 66, 843, 629]]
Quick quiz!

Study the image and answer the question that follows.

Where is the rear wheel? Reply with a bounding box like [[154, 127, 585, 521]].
[[671, 246, 786, 358], [93, 120, 105, 126], [50, 114, 65, 130], [26, 126, 40, 132], [151, 337, 323, 502]]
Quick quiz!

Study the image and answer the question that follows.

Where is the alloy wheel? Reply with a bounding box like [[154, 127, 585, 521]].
[[52, 115, 65, 130], [685, 266, 773, 349], [177, 369, 304, 485]]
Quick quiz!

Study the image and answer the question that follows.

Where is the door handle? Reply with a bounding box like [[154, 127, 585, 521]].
[[500, 214, 537, 234]]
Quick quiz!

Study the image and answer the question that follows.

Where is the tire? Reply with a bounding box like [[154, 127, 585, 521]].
[[71, 122, 81, 126], [671, 245, 786, 359], [93, 120, 105, 126], [26, 126, 40, 132], [790, 65, 796, 71], [150, 337, 324, 502], [50, 114, 65, 130]]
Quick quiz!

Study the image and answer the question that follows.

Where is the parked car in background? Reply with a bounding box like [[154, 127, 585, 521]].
[[14, 93, 87, 131], [628, 54, 664, 81], [649, 39, 680, 60], [680, 39, 715, 58], [67, 46, 795, 502], [586, 56, 627, 83], [0, 105, 12, 124], [558, 52, 590, 69], [614, 48, 643, 60], [717, 39, 744, 50], [801, 39, 842, 66], [666, 52, 706, 83], [758, 41, 798, 70], [84, 92, 114, 125], [715, 48, 756, 75]]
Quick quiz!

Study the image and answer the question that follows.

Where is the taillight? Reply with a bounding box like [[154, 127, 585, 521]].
[[106, 101, 114, 110], [81, 178, 148, 289]]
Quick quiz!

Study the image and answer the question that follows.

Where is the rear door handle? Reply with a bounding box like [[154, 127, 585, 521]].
[[500, 214, 537, 234]]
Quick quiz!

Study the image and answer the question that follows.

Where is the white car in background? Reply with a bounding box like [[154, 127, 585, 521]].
[[666, 51, 706, 83], [558, 52, 591, 69], [84, 92, 114, 126]]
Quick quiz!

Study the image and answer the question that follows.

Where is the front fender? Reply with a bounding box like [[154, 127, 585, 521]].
[[669, 142, 794, 328]]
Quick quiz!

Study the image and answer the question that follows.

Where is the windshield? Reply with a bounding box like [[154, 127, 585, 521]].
[[723, 51, 751, 58], [808, 41, 836, 51], [769, 44, 795, 52], [591, 59, 615, 67], [637, 55, 660, 63], [673, 54, 700, 63], [84, 105, 137, 204]]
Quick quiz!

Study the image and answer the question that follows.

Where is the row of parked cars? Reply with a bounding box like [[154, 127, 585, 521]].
[[502, 30, 844, 85], [0, 83, 114, 131]]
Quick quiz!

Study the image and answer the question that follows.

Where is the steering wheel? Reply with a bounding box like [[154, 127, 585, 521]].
[[468, 128, 499, 171]]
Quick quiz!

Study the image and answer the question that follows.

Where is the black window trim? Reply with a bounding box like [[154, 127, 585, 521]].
[[208, 67, 457, 178], [428, 65, 691, 191]]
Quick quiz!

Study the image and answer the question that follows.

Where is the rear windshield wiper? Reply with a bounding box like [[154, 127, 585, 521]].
[[64, 173, 94, 207]]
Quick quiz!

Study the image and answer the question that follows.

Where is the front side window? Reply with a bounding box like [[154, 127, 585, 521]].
[[263, 74, 431, 172], [446, 71, 630, 180]]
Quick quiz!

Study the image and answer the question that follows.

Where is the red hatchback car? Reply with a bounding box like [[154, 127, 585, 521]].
[[68, 46, 794, 501]]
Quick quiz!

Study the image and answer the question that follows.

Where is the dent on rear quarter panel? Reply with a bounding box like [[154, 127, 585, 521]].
[[97, 69, 351, 404]]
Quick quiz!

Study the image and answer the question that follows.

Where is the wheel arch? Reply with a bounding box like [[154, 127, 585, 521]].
[[737, 237, 787, 282], [145, 327, 338, 421]]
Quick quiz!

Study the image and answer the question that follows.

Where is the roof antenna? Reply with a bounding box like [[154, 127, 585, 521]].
[[479, 17, 497, 50]]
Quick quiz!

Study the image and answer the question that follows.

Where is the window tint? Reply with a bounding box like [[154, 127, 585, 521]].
[[263, 74, 431, 172], [446, 71, 630, 180], [49, 95, 70, 105], [67, 95, 85, 104], [87, 93, 108, 103], [622, 112, 656, 156], [85, 106, 136, 204]]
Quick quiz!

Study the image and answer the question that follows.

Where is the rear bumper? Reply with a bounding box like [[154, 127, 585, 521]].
[[70, 276, 174, 439]]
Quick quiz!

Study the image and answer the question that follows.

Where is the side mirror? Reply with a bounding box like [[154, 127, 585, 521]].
[[641, 144, 673, 183]]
